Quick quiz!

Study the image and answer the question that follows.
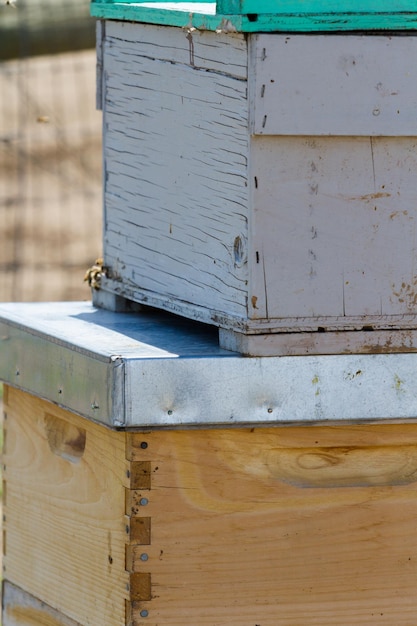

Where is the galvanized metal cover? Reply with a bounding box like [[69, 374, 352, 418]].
[[1, 302, 417, 428]]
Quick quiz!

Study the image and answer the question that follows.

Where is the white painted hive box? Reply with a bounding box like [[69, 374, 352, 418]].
[[95, 8, 417, 355]]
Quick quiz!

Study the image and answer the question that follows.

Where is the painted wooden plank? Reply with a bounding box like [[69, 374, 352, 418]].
[[103, 22, 249, 319], [104, 20, 247, 77], [219, 327, 417, 356], [249, 136, 417, 323], [218, 0, 417, 14], [91, 1, 221, 30], [98, 0, 212, 3], [97, 0, 417, 9], [2, 387, 130, 626], [250, 35, 417, 136], [125, 426, 417, 624], [91, 2, 417, 31]]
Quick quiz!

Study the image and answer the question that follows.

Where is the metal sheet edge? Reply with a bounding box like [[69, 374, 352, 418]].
[[3, 308, 417, 429], [0, 320, 123, 427], [124, 353, 417, 428]]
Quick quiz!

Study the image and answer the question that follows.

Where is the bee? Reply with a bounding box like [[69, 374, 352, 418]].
[[84, 258, 106, 291], [4, 1, 16, 7]]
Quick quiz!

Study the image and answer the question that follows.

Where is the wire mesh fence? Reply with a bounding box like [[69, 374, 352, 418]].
[[0, 0, 102, 302]]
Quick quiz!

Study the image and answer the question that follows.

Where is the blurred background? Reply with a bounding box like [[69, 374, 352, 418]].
[[0, 0, 102, 302]]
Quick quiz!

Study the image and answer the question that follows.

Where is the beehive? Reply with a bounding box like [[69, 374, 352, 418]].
[[5, 385, 417, 626], [92, 0, 417, 355], [3, 302, 417, 625], [4, 1, 417, 623]]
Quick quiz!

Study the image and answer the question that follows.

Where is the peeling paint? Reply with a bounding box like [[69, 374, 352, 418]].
[[389, 210, 409, 220], [348, 192, 391, 202], [344, 370, 363, 381], [392, 278, 417, 309], [394, 374, 405, 392], [215, 18, 238, 34]]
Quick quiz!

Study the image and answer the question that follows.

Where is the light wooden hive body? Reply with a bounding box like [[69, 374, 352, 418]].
[[4, 385, 417, 625]]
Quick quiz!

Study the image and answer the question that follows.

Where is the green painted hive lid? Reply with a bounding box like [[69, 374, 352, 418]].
[[91, 0, 417, 32]]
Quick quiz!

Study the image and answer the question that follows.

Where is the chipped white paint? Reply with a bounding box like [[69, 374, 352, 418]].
[[102, 22, 249, 317], [249, 136, 417, 322], [100, 26, 417, 350]]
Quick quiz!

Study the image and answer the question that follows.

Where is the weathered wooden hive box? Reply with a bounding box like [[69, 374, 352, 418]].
[[92, 0, 417, 355], [3, 302, 417, 625]]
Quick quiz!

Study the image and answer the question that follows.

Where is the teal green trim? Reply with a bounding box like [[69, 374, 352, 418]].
[[90, 1, 417, 32], [95, 0, 212, 3], [91, 3, 222, 30], [218, 0, 417, 14], [216, 0, 242, 12]]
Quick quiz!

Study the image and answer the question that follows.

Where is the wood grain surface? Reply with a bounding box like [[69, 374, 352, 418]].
[[2, 387, 130, 626], [5, 387, 417, 624], [126, 424, 417, 624], [102, 22, 249, 319]]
